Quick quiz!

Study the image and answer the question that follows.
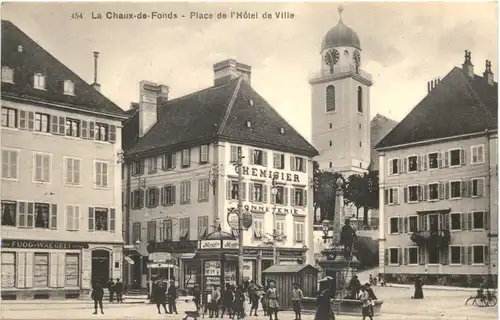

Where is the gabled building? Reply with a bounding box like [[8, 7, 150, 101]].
[[375, 51, 498, 285], [1, 20, 128, 299], [122, 59, 318, 289]]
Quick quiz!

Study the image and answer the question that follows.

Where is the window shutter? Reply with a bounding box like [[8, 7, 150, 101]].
[[398, 248, 403, 265], [139, 189, 145, 208], [417, 186, 422, 201], [270, 186, 275, 204], [398, 159, 403, 173], [384, 249, 388, 265], [160, 187, 165, 206], [444, 151, 449, 167], [27, 112, 35, 130], [467, 246, 472, 265], [263, 185, 268, 203], [418, 246, 425, 265], [437, 183, 443, 200], [130, 192, 135, 209], [484, 211, 489, 229], [423, 185, 428, 201], [423, 154, 428, 170], [145, 189, 150, 207], [484, 246, 489, 265], [155, 188, 160, 206], [403, 158, 408, 173], [284, 187, 288, 205], [51, 115, 59, 133], [478, 179, 485, 196], [110, 208, 116, 232], [384, 189, 388, 205], [19, 110, 27, 129], [172, 186, 176, 204], [302, 158, 307, 172], [171, 153, 177, 168], [262, 151, 268, 167], [303, 190, 307, 206], [464, 180, 471, 197], [249, 183, 254, 202], [403, 187, 408, 203], [398, 217, 404, 234], [290, 156, 296, 171], [140, 160, 145, 175], [467, 212, 472, 230], [388, 160, 393, 175], [248, 149, 254, 165], [109, 125, 116, 143], [394, 187, 399, 204], [230, 146, 237, 162], [460, 246, 465, 264], [417, 156, 422, 171], [418, 215, 424, 232], [50, 204, 57, 229], [81, 121, 88, 139], [74, 206, 80, 231], [18, 202, 26, 227], [404, 247, 408, 265], [460, 147, 465, 165], [438, 152, 443, 168], [88, 207, 94, 231], [242, 182, 246, 200], [403, 217, 408, 233], [27, 203, 34, 228], [444, 214, 450, 230], [460, 213, 466, 231], [291, 188, 296, 206], [58, 116, 65, 135], [89, 122, 95, 139]]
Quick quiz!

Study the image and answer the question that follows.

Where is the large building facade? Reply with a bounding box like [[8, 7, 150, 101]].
[[122, 60, 318, 289], [1, 21, 127, 299], [376, 52, 498, 285]]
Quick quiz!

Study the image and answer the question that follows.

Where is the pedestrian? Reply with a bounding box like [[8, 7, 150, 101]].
[[167, 280, 179, 314], [107, 278, 115, 303], [209, 286, 221, 318], [220, 283, 234, 319], [413, 277, 424, 299], [193, 284, 202, 313], [364, 283, 377, 317], [233, 286, 245, 319], [266, 280, 279, 320], [91, 281, 105, 315], [340, 218, 357, 259], [114, 278, 123, 303], [292, 282, 304, 320], [348, 275, 361, 299], [153, 281, 168, 314], [359, 285, 373, 320], [248, 280, 260, 316], [314, 277, 334, 320], [261, 293, 269, 317], [378, 274, 386, 287]]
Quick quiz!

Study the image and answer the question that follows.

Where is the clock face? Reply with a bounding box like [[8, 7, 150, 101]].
[[324, 49, 340, 67], [353, 50, 361, 67]]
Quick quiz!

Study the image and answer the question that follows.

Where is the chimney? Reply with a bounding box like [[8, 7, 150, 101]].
[[462, 50, 474, 79], [213, 59, 251, 86], [138, 81, 169, 138], [483, 60, 495, 86], [427, 78, 441, 93], [91, 52, 101, 92]]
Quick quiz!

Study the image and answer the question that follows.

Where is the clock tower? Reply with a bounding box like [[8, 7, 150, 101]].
[[310, 6, 372, 175]]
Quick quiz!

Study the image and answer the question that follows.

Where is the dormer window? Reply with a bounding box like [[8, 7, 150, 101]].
[[249, 99, 254, 107], [63, 80, 75, 95], [245, 120, 251, 128], [34, 73, 46, 90], [17, 45, 23, 52], [1, 66, 14, 83], [280, 128, 285, 134]]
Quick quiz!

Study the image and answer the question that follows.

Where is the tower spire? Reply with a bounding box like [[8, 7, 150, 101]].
[[338, 5, 344, 21]]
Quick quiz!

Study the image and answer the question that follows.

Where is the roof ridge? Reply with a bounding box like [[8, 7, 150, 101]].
[[458, 69, 495, 120], [217, 77, 243, 135], [163, 81, 234, 106]]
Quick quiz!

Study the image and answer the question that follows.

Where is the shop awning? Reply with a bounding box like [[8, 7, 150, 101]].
[[124, 256, 135, 264]]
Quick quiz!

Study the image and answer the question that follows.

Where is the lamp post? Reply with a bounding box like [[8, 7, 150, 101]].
[[270, 177, 278, 265]]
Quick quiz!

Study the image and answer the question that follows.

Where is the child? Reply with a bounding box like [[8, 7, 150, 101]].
[[292, 282, 304, 320], [261, 294, 268, 316]]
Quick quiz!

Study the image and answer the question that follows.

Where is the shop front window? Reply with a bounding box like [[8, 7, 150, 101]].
[[34, 253, 49, 287]]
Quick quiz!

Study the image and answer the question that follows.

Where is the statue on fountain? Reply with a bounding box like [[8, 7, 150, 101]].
[[340, 218, 357, 260]]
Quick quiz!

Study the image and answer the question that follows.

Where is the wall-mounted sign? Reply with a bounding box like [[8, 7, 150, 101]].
[[199, 239, 239, 250], [223, 240, 238, 249], [245, 205, 300, 215], [235, 166, 301, 183], [242, 211, 253, 230], [147, 240, 198, 253], [1, 240, 88, 250], [149, 252, 172, 262], [227, 210, 240, 230]]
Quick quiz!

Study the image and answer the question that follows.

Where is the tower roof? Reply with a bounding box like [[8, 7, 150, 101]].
[[321, 7, 361, 51]]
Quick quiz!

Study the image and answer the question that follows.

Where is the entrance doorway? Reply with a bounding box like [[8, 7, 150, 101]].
[[92, 250, 110, 288]]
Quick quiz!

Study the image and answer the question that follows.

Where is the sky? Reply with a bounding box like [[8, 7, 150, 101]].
[[2, 2, 497, 141]]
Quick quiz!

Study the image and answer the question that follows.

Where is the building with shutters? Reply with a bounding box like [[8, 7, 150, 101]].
[[0, 20, 128, 299], [122, 59, 318, 289], [375, 51, 498, 285]]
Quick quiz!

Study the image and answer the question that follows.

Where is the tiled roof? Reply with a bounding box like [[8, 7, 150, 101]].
[[369, 114, 398, 169], [124, 78, 318, 157], [1, 20, 127, 119], [262, 264, 319, 274], [376, 67, 498, 149]]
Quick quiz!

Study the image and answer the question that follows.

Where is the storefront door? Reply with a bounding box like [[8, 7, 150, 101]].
[[91, 250, 110, 287]]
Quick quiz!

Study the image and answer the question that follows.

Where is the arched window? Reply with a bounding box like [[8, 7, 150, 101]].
[[326, 85, 335, 111], [357, 86, 363, 113]]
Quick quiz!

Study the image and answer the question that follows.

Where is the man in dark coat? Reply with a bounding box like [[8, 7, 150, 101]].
[[220, 283, 234, 319], [167, 280, 178, 314], [91, 282, 105, 314], [348, 275, 361, 299], [340, 219, 357, 260], [192, 284, 201, 312], [114, 278, 124, 303], [152, 281, 168, 314], [107, 278, 115, 303], [315, 278, 334, 320]]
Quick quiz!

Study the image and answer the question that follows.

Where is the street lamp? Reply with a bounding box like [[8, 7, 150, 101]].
[[270, 177, 278, 264]]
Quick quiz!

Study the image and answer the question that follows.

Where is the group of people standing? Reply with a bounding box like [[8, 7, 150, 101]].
[[90, 278, 124, 315], [151, 279, 179, 315]]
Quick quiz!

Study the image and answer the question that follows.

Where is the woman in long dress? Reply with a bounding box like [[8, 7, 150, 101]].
[[266, 280, 280, 320], [315, 278, 334, 320], [413, 277, 424, 299]]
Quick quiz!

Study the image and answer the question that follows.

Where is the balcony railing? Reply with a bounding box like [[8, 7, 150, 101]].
[[410, 229, 451, 248]]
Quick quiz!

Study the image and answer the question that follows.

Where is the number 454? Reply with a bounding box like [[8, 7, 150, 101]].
[[71, 13, 83, 19]]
